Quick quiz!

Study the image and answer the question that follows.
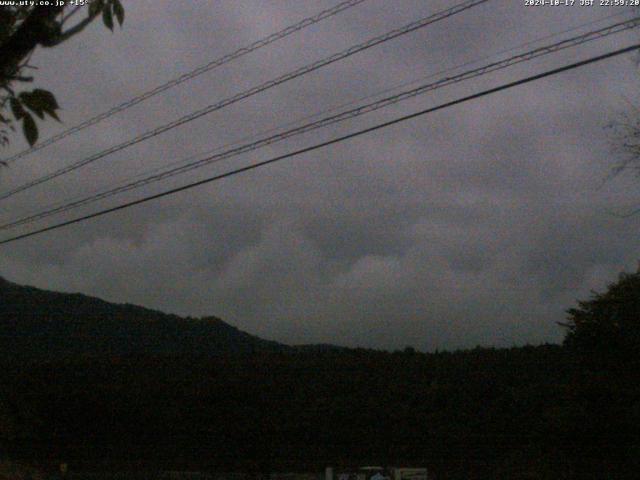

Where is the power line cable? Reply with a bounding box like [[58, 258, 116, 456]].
[[43, 9, 631, 202], [1, 43, 637, 246], [15, 8, 626, 223], [3, 16, 638, 231], [3, 15, 636, 229], [1, 0, 370, 165], [0, 0, 490, 201], [12, 6, 632, 228]]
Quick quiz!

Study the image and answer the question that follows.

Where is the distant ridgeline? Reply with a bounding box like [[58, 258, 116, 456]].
[[2, 276, 640, 478], [0, 275, 289, 359]]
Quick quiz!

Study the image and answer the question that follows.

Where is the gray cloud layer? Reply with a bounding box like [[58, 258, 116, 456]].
[[2, 0, 640, 351]]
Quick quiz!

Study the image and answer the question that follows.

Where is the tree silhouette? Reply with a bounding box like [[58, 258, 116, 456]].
[[561, 269, 640, 366], [0, 1, 124, 148]]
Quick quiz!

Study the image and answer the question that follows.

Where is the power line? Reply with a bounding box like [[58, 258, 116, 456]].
[[1, 43, 637, 246], [0, 0, 490, 201], [3, 16, 636, 229], [3, 16, 638, 231], [11, 8, 626, 227], [1, 0, 370, 165]]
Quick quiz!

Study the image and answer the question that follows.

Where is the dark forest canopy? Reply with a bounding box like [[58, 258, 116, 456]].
[[2, 345, 638, 479], [561, 270, 640, 361], [1, 273, 640, 479], [0, 275, 287, 359]]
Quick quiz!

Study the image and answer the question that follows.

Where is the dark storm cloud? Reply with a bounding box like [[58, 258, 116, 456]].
[[2, 0, 640, 350]]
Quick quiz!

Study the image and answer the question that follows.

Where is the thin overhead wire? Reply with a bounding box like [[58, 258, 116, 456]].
[[0, 0, 491, 201], [14, 8, 627, 225], [1, 43, 638, 246], [1, 0, 370, 164], [3, 16, 638, 232]]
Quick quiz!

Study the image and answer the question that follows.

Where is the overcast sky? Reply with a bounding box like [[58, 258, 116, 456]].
[[2, 0, 640, 351]]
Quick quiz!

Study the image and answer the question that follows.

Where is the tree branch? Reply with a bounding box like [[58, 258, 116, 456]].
[[60, 5, 83, 25], [51, 11, 99, 46], [0, 6, 64, 79]]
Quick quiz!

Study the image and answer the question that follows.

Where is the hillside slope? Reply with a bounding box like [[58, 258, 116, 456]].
[[0, 276, 288, 359]]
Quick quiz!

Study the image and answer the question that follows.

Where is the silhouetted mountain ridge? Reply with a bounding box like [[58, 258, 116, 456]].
[[0, 275, 290, 359]]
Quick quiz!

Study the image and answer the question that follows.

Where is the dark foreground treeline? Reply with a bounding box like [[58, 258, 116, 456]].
[[2, 345, 640, 479]]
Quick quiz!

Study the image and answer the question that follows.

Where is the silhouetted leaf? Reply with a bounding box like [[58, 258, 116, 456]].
[[89, 0, 104, 18], [22, 113, 38, 146], [19, 89, 60, 121], [103, 6, 114, 31], [32, 89, 59, 110], [113, 0, 125, 26], [19, 92, 44, 119], [46, 107, 60, 122], [9, 97, 25, 120]]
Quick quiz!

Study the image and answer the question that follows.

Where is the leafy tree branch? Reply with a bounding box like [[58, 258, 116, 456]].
[[0, 0, 124, 149]]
